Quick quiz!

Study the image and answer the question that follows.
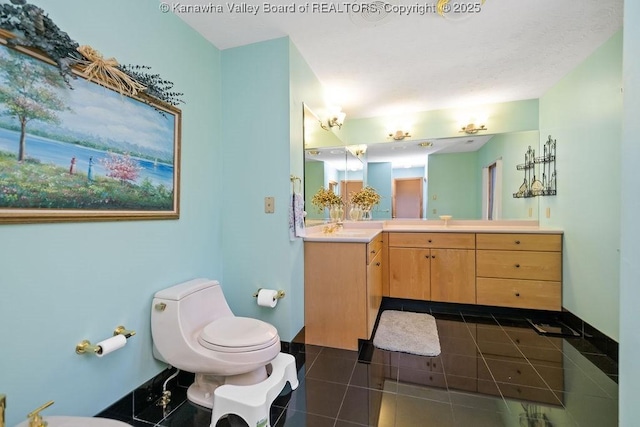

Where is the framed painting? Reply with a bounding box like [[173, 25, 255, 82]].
[[0, 31, 181, 224]]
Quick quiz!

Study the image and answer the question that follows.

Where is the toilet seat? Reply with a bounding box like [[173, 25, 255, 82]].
[[198, 317, 279, 353]]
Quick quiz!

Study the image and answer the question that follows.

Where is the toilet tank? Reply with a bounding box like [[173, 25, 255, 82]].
[[151, 278, 234, 358]]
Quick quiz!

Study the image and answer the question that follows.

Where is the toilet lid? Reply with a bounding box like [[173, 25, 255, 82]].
[[198, 317, 279, 353]]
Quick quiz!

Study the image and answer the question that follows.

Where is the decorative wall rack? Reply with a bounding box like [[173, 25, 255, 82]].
[[513, 135, 557, 198]]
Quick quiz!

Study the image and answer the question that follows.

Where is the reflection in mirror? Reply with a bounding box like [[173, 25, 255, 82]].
[[305, 130, 540, 221], [304, 145, 364, 224]]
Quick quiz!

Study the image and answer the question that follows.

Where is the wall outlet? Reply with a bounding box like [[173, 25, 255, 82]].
[[546, 207, 551, 218], [265, 197, 275, 214], [432, 208, 437, 214], [528, 207, 533, 217]]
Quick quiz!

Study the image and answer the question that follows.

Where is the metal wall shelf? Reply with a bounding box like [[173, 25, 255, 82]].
[[513, 136, 557, 199]]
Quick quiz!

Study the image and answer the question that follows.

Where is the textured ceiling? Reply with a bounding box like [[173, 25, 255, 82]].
[[175, 0, 623, 119]]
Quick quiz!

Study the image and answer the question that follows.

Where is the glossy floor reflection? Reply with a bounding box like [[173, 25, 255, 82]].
[[104, 310, 618, 426]]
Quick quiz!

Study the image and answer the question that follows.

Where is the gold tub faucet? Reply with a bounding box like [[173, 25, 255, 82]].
[[27, 400, 54, 427]]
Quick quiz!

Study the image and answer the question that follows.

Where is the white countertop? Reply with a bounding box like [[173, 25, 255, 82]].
[[302, 220, 562, 243]]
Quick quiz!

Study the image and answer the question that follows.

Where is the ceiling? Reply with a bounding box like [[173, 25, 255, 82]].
[[175, 0, 623, 119]]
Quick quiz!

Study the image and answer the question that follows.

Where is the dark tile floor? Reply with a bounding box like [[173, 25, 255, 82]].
[[100, 309, 618, 427]]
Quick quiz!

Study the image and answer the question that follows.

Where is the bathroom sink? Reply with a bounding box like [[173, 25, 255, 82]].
[[14, 416, 132, 427]]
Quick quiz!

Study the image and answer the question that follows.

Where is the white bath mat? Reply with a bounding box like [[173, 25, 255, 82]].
[[373, 310, 441, 356]]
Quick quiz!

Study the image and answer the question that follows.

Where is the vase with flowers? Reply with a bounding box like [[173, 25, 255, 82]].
[[349, 186, 381, 221], [311, 187, 343, 222]]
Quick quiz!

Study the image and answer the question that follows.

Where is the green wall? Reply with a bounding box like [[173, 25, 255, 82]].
[[620, 1, 640, 423], [342, 98, 539, 145], [427, 152, 478, 219], [539, 31, 623, 341], [220, 38, 323, 342], [476, 131, 540, 220], [0, 0, 221, 424], [368, 162, 393, 219]]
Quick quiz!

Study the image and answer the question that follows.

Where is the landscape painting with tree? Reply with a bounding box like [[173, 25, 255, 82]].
[[0, 41, 181, 223]]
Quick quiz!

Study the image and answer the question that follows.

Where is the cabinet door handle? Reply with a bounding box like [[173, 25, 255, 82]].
[[515, 292, 520, 297], [376, 262, 381, 266], [432, 255, 436, 259], [428, 239, 432, 243], [515, 240, 521, 245], [371, 250, 376, 254], [515, 263, 520, 268]]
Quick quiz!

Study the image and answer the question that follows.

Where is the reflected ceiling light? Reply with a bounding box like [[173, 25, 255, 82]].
[[307, 150, 320, 156], [460, 123, 487, 134], [388, 130, 411, 140], [418, 141, 433, 148], [320, 106, 346, 130]]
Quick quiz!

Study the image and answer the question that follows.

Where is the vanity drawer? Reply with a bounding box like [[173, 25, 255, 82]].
[[476, 250, 561, 281], [476, 233, 562, 252], [388, 232, 475, 249], [367, 235, 383, 264], [476, 278, 561, 311]]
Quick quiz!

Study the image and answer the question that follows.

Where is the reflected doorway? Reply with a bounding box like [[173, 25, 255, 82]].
[[341, 180, 363, 207], [393, 177, 423, 218]]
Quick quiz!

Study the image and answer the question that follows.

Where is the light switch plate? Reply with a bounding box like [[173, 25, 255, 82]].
[[265, 197, 275, 213]]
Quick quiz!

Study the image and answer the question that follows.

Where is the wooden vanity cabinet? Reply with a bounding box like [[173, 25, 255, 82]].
[[304, 234, 383, 350], [387, 232, 476, 304], [476, 233, 562, 311]]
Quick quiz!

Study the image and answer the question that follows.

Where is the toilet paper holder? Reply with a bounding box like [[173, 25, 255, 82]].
[[252, 288, 285, 300], [76, 325, 136, 355]]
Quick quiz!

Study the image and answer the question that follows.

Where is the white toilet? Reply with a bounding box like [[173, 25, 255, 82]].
[[151, 278, 281, 409]]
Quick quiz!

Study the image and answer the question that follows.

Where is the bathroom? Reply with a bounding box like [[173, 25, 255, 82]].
[[0, 0, 638, 426]]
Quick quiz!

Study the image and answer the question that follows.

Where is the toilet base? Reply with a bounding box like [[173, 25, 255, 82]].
[[211, 353, 299, 427], [187, 366, 269, 409]]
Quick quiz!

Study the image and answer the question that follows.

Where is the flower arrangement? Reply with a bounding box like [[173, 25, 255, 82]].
[[350, 186, 381, 210], [311, 187, 343, 212]]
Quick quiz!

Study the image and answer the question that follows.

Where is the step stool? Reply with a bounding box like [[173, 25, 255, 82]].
[[210, 352, 299, 427]]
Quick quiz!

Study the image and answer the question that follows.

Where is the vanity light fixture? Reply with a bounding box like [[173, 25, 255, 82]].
[[460, 123, 487, 134], [389, 130, 411, 140], [320, 106, 346, 130]]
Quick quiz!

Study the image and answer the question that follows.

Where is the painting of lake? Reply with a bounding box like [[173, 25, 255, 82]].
[[0, 40, 181, 223]]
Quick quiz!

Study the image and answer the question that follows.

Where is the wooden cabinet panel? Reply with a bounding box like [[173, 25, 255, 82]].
[[367, 235, 383, 264], [476, 250, 561, 281], [304, 242, 367, 350], [430, 249, 476, 304], [388, 247, 430, 300], [388, 232, 475, 249], [477, 278, 561, 311], [367, 251, 383, 338], [476, 233, 562, 252]]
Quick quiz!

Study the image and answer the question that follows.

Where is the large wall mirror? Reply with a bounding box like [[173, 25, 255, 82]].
[[303, 105, 539, 222]]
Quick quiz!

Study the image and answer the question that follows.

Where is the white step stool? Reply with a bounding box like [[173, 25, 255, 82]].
[[210, 352, 299, 427]]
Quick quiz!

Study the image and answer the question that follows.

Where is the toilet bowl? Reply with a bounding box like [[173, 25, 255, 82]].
[[14, 416, 132, 427], [151, 278, 281, 409]]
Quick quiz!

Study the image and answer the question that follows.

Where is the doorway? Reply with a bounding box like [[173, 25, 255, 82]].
[[341, 180, 363, 207], [393, 177, 423, 218]]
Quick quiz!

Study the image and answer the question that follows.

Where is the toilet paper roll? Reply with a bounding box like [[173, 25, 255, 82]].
[[96, 334, 127, 357], [257, 288, 278, 308]]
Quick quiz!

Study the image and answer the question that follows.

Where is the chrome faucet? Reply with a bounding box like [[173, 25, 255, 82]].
[[1, 394, 6, 427]]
